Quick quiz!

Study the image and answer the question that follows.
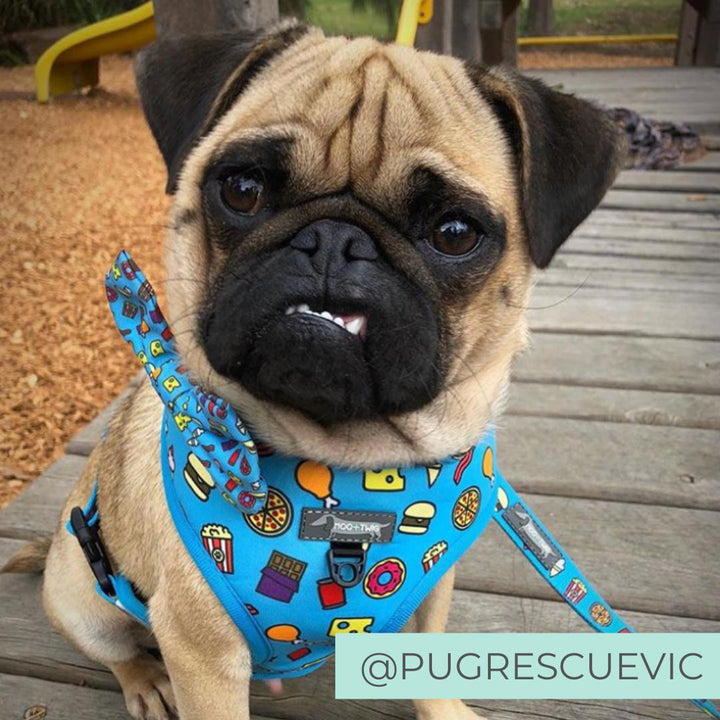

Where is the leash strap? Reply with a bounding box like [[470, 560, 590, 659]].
[[492, 474, 720, 719]]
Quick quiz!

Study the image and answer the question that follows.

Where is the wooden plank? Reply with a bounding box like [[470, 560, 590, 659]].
[[499, 414, 720, 509], [456, 497, 720, 620], [537, 267, 720, 294], [672, 151, 720, 171], [508, 382, 720, 430], [66, 390, 128, 457], [527, 286, 720, 340], [470, 699, 706, 720], [550, 252, 720, 276], [513, 334, 720, 394], [0, 674, 129, 720], [0, 570, 116, 690], [526, 67, 720, 93], [0, 538, 25, 569], [573, 222, 720, 244], [563, 236, 720, 261], [601, 189, 720, 213], [584, 208, 720, 228], [0, 675, 699, 720], [614, 170, 720, 194], [676, 0, 701, 66], [0, 673, 278, 720], [2, 543, 718, 720], [0, 454, 86, 540], [528, 67, 720, 92]]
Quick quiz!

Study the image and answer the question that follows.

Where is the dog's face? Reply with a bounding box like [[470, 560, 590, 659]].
[[136, 23, 622, 466]]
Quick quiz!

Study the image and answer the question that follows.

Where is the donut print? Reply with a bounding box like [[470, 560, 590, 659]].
[[363, 557, 406, 599]]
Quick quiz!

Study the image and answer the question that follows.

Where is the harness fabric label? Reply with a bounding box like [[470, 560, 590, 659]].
[[300, 509, 396, 543]]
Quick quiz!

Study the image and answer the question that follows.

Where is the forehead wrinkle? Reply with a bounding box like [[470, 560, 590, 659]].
[[215, 35, 348, 136], [348, 54, 392, 185], [382, 44, 458, 126]]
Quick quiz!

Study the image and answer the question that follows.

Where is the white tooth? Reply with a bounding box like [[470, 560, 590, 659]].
[[321, 311, 333, 320], [298, 304, 310, 313], [333, 317, 344, 327], [345, 317, 364, 335], [285, 306, 296, 315]]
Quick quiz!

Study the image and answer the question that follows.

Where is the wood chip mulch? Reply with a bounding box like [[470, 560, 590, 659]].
[[1, 56, 168, 509]]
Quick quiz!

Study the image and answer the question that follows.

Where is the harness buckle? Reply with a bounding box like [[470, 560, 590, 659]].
[[69, 505, 115, 597], [328, 542, 367, 588]]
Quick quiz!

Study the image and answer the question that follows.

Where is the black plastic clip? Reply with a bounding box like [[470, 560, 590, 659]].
[[328, 542, 367, 588], [69, 505, 115, 596]]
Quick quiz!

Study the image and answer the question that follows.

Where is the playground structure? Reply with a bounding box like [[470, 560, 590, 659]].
[[34, 1, 155, 103], [35, 0, 430, 103], [34, 0, 715, 104]]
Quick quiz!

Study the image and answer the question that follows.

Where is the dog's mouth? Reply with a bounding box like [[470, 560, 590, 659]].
[[201, 218, 443, 426], [284, 304, 368, 341]]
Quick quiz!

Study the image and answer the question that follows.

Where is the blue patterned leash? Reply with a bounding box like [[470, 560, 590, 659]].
[[492, 475, 720, 718]]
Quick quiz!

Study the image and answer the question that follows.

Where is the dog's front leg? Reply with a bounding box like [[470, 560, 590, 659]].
[[409, 567, 487, 720], [151, 578, 252, 720]]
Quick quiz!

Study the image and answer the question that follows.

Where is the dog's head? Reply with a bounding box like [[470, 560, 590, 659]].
[[136, 23, 622, 466]]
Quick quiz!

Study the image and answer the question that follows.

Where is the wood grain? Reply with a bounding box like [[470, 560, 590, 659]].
[[498, 414, 720, 508], [508, 382, 720, 430], [513, 334, 720, 394]]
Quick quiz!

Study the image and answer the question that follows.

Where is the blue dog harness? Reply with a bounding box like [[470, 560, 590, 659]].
[[68, 251, 719, 716]]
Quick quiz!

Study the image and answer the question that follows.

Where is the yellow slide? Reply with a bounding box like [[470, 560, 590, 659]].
[[34, 0, 433, 103], [34, 1, 155, 103]]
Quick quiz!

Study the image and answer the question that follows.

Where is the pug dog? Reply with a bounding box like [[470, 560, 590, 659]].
[[15, 20, 623, 720]]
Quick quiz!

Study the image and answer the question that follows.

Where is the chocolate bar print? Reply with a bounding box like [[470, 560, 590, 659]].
[[257, 550, 307, 603], [503, 503, 565, 574]]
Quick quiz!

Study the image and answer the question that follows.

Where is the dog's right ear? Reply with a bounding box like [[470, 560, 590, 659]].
[[135, 22, 308, 193]]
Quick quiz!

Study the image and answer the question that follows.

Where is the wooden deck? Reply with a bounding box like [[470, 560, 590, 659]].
[[1, 67, 719, 720]]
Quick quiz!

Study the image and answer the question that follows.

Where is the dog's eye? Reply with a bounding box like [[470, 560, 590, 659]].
[[220, 173, 266, 215], [429, 215, 481, 257]]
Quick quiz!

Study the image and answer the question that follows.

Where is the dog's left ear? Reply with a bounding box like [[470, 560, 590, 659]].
[[135, 21, 308, 193], [467, 65, 625, 268]]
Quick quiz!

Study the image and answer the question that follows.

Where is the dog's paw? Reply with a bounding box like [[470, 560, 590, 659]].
[[112, 654, 177, 720], [415, 699, 487, 720]]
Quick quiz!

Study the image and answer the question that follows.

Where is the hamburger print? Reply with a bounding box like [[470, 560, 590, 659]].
[[183, 452, 216, 501], [398, 502, 436, 535]]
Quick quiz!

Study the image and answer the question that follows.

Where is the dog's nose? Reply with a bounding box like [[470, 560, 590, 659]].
[[290, 220, 379, 272]]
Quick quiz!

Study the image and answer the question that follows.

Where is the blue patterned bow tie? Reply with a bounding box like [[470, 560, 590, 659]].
[[105, 250, 267, 514]]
